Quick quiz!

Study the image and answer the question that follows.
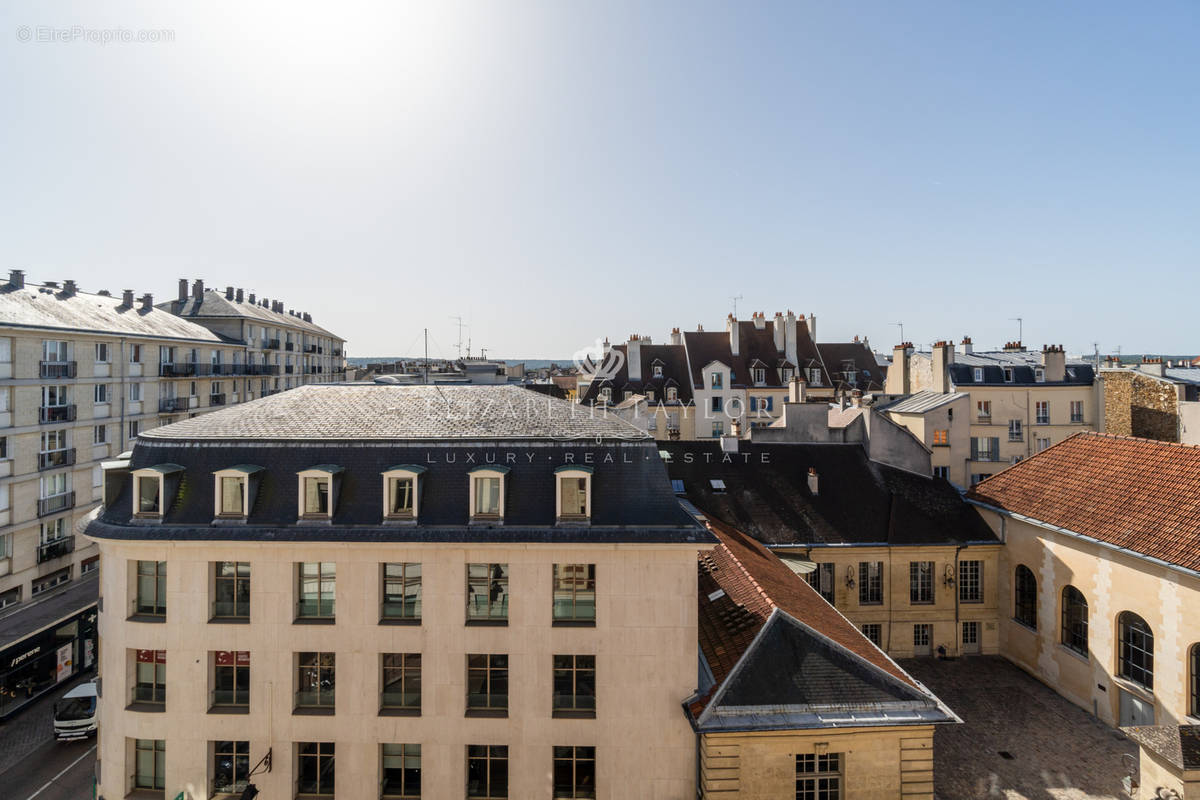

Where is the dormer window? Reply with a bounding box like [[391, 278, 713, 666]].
[[297, 466, 343, 520], [782, 368, 794, 382], [469, 466, 509, 522], [1003, 367, 1014, 383], [1035, 368, 1045, 383], [653, 364, 663, 378], [752, 368, 765, 385], [666, 387, 677, 402], [599, 387, 611, 403], [555, 467, 592, 522], [213, 465, 263, 519], [382, 465, 426, 521], [711, 372, 723, 390], [973, 367, 984, 382], [646, 389, 656, 402], [132, 464, 183, 520], [623, 391, 633, 402]]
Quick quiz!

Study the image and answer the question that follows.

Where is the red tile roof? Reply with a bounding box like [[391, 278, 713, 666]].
[[693, 516, 916, 715], [968, 432, 1200, 572]]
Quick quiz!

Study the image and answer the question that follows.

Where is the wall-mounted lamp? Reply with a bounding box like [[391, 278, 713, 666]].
[[845, 565, 856, 589], [943, 564, 956, 588]]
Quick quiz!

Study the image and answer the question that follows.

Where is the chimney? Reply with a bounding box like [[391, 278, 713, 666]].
[[1137, 355, 1166, 378], [236, 288, 244, 303], [784, 310, 798, 366], [807, 467, 819, 496], [696, 324, 704, 332], [669, 327, 682, 346], [1041, 344, 1066, 382], [851, 389, 863, 408], [886, 343, 913, 394], [806, 313, 817, 341], [303, 312, 312, 322], [839, 392, 848, 411], [178, 279, 188, 302], [140, 293, 154, 312], [960, 336, 973, 355], [727, 314, 740, 357], [62, 280, 77, 296], [1002, 341, 1024, 352], [752, 312, 766, 331], [788, 375, 807, 403], [225, 286, 234, 300], [8, 269, 24, 289], [773, 312, 786, 351], [248, 293, 256, 304], [97, 289, 111, 296], [121, 289, 135, 308], [192, 279, 204, 299], [627, 334, 643, 380], [932, 340, 954, 393]]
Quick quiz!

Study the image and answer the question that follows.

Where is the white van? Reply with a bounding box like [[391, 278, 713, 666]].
[[53, 680, 98, 741]]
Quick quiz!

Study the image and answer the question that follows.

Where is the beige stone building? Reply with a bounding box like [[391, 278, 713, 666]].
[[87, 385, 710, 800], [885, 340, 1097, 486]]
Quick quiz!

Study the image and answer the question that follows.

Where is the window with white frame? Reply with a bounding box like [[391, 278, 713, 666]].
[[469, 467, 507, 520], [653, 364, 663, 378], [1036, 437, 1051, 452], [1035, 401, 1049, 424], [42, 340, 69, 362], [94, 384, 110, 403], [95, 342, 110, 363], [94, 425, 107, 444], [1035, 367, 1045, 382], [129, 382, 141, 402], [807, 368, 822, 386], [711, 371, 723, 390], [796, 753, 842, 800], [666, 386, 677, 402], [382, 466, 424, 520], [556, 467, 591, 521], [1003, 367, 1014, 382], [1070, 400, 1084, 423], [976, 400, 991, 418], [214, 466, 261, 518], [136, 473, 161, 515], [129, 420, 140, 439], [129, 343, 142, 363], [971, 364, 983, 382], [298, 467, 341, 519], [753, 367, 765, 385]]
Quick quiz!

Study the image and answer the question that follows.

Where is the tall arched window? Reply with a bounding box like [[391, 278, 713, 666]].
[[1190, 643, 1200, 717], [1061, 586, 1088, 655], [1013, 565, 1037, 629], [1118, 611, 1154, 690]]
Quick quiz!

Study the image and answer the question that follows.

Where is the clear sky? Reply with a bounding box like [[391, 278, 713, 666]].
[[2, 1, 1197, 358]]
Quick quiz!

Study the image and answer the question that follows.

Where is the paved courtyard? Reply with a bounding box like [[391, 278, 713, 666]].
[[900, 656, 1137, 800]]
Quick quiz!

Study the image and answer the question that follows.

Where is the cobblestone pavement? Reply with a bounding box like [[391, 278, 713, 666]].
[[899, 656, 1137, 800]]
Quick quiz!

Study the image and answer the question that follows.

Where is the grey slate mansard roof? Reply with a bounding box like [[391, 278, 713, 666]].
[[161, 289, 342, 339], [880, 390, 968, 414], [89, 385, 710, 543]]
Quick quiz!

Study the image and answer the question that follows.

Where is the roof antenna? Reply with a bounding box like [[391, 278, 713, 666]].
[[450, 316, 467, 360], [1009, 316, 1023, 343], [731, 294, 743, 318], [892, 322, 904, 342]]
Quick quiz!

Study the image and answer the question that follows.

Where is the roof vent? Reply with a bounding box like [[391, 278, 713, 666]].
[[8, 269, 25, 289], [62, 280, 77, 296], [97, 289, 111, 296], [44, 280, 60, 289], [807, 467, 819, 496]]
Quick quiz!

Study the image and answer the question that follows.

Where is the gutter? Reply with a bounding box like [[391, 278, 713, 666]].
[[966, 498, 1200, 581], [764, 541, 1000, 550]]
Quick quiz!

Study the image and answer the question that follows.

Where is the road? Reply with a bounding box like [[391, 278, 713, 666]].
[[0, 678, 96, 800]]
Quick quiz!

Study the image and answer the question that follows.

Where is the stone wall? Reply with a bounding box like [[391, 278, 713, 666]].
[[1102, 371, 1179, 442]]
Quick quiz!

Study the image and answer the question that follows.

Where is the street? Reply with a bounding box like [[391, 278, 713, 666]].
[[0, 678, 96, 800]]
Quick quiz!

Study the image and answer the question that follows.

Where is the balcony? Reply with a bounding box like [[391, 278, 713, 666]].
[[244, 364, 280, 376], [159, 397, 190, 413], [266, 339, 280, 350], [39, 405, 77, 424], [38, 491, 75, 517], [1008, 434, 1023, 442], [285, 366, 295, 374], [209, 393, 226, 407], [38, 448, 76, 471], [211, 363, 240, 376], [37, 535, 75, 564], [210, 688, 250, 709], [285, 342, 295, 352], [331, 349, 343, 357], [1070, 415, 1084, 424], [304, 344, 318, 354], [39, 361, 77, 379], [159, 362, 196, 378]]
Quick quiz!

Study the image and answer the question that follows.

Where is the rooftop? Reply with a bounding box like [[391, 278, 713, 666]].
[[162, 286, 341, 339], [968, 432, 1200, 572], [1123, 725, 1200, 771], [882, 390, 968, 415], [143, 384, 650, 442]]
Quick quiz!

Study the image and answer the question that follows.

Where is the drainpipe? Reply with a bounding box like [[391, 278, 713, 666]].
[[954, 544, 966, 655], [118, 337, 128, 451]]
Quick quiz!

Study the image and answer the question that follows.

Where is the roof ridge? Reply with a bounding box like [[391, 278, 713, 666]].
[[705, 520, 778, 612]]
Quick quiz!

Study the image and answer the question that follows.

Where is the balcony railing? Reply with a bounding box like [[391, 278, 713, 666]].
[[331, 349, 343, 357], [159, 362, 199, 378], [243, 364, 280, 376], [38, 491, 75, 517], [38, 448, 76, 471], [39, 361, 77, 379], [39, 405, 76, 424], [209, 394, 226, 407], [37, 535, 75, 564], [266, 339, 280, 350], [210, 688, 250, 708], [304, 344, 318, 354], [285, 365, 294, 374], [285, 342, 295, 351], [159, 397, 189, 413]]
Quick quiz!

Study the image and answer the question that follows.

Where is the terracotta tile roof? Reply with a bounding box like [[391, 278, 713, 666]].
[[693, 516, 916, 716], [967, 432, 1200, 572]]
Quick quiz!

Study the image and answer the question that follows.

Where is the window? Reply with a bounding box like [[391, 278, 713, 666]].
[[752, 367, 765, 384], [42, 384, 68, 407], [190, 380, 198, 397], [554, 746, 596, 800], [913, 624, 932, 647], [93, 341, 109, 363], [470, 468, 507, 519], [467, 746, 508, 799], [0, 436, 6, 459], [467, 563, 509, 622], [41, 517, 67, 543], [805, 563, 835, 604], [297, 742, 335, 796], [932, 429, 948, 446], [41, 428, 67, 454], [466, 654, 508, 714], [296, 653, 336, 709], [796, 753, 841, 800], [94, 383, 110, 403], [1034, 367, 1045, 383], [1035, 401, 1049, 424], [976, 400, 991, 419], [973, 367, 984, 382], [666, 387, 677, 402], [212, 740, 249, 796], [858, 562, 882, 605], [133, 649, 167, 704], [553, 564, 596, 623], [862, 623, 882, 646], [1036, 437, 1051, 452], [386, 474, 416, 518], [959, 561, 982, 603], [1190, 644, 1200, 718], [712, 420, 724, 437], [212, 562, 250, 619], [382, 563, 422, 621], [1061, 586, 1088, 656], [909, 561, 934, 604], [962, 621, 980, 647], [212, 651, 250, 709], [1008, 419, 1022, 441], [381, 744, 421, 799], [129, 383, 141, 401], [1118, 611, 1154, 690], [297, 562, 335, 620], [1003, 367, 1014, 383], [553, 654, 596, 716], [933, 466, 950, 480], [1013, 565, 1037, 629], [220, 476, 245, 516], [381, 654, 421, 712], [782, 368, 793, 382], [711, 372, 723, 390], [972, 436, 1000, 462], [137, 475, 160, 514], [129, 343, 142, 363], [711, 396, 723, 413], [807, 367, 822, 386], [136, 561, 167, 616], [304, 477, 330, 516], [646, 389, 656, 403], [134, 739, 166, 790], [653, 364, 663, 378], [557, 469, 591, 520], [598, 387, 611, 403], [0, 586, 18, 609], [42, 339, 69, 362], [93, 425, 107, 444], [32, 567, 70, 596], [1070, 400, 1084, 423]]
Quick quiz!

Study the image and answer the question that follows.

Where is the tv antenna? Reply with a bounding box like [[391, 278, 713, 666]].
[[731, 294, 743, 318], [450, 316, 468, 360], [1009, 317, 1023, 343], [892, 322, 904, 342]]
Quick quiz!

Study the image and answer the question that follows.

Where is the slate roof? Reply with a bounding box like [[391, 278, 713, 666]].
[[143, 384, 649, 442], [665, 441, 997, 546], [967, 432, 1200, 572], [688, 518, 955, 731], [941, 350, 1095, 387], [1164, 367, 1200, 387], [818, 342, 885, 393], [882, 390, 968, 415], [578, 343, 695, 405], [1123, 725, 1200, 770], [0, 571, 97, 648], [683, 320, 827, 389], [0, 282, 228, 343], [161, 289, 342, 339]]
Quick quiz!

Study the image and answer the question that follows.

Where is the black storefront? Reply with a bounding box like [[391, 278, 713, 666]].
[[0, 574, 98, 720]]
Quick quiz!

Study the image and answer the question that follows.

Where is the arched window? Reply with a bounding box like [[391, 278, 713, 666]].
[[1190, 643, 1200, 717], [1117, 611, 1154, 690], [1061, 586, 1088, 655], [1013, 565, 1037, 629]]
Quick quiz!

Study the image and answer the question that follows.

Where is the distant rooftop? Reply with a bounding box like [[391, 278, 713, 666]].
[[160, 280, 341, 339], [142, 384, 651, 442], [883, 390, 968, 414]]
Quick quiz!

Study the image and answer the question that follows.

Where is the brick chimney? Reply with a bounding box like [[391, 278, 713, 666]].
[[960, 336, 973, 355], [1138, 356, 1166, 378], [248, 293, 256, 305], [236, 288, 244, 303], [669, 327, 682, 346], [773, 312, 786, 351], [225, 286, 234, 300], [8, 269, 24, 289], [1041, 344, 1066, 382], [752, 311, 766, 331], [788, 375, 807, 403], [1002, 341, 1025, 352], [932, 340, 955, 393]]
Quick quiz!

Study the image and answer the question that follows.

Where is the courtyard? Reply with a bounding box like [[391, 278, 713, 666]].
[[900, 656, 1138, 800]]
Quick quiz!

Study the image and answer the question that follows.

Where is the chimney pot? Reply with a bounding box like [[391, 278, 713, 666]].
[[225, 286, 234, 300], [236, 288, 244, 303], [8, 269, 25, 289], [122, 289, 135, 307], [141, 293, 154, 311], [248, 293, 256, 304]]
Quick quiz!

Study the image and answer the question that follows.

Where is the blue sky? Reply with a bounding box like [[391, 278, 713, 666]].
[[2, 1, 1197, 357]]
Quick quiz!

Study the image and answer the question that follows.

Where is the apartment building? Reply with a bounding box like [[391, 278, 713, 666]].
[[884, 339, 1096, 486], [87, 384, 711, 800]]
